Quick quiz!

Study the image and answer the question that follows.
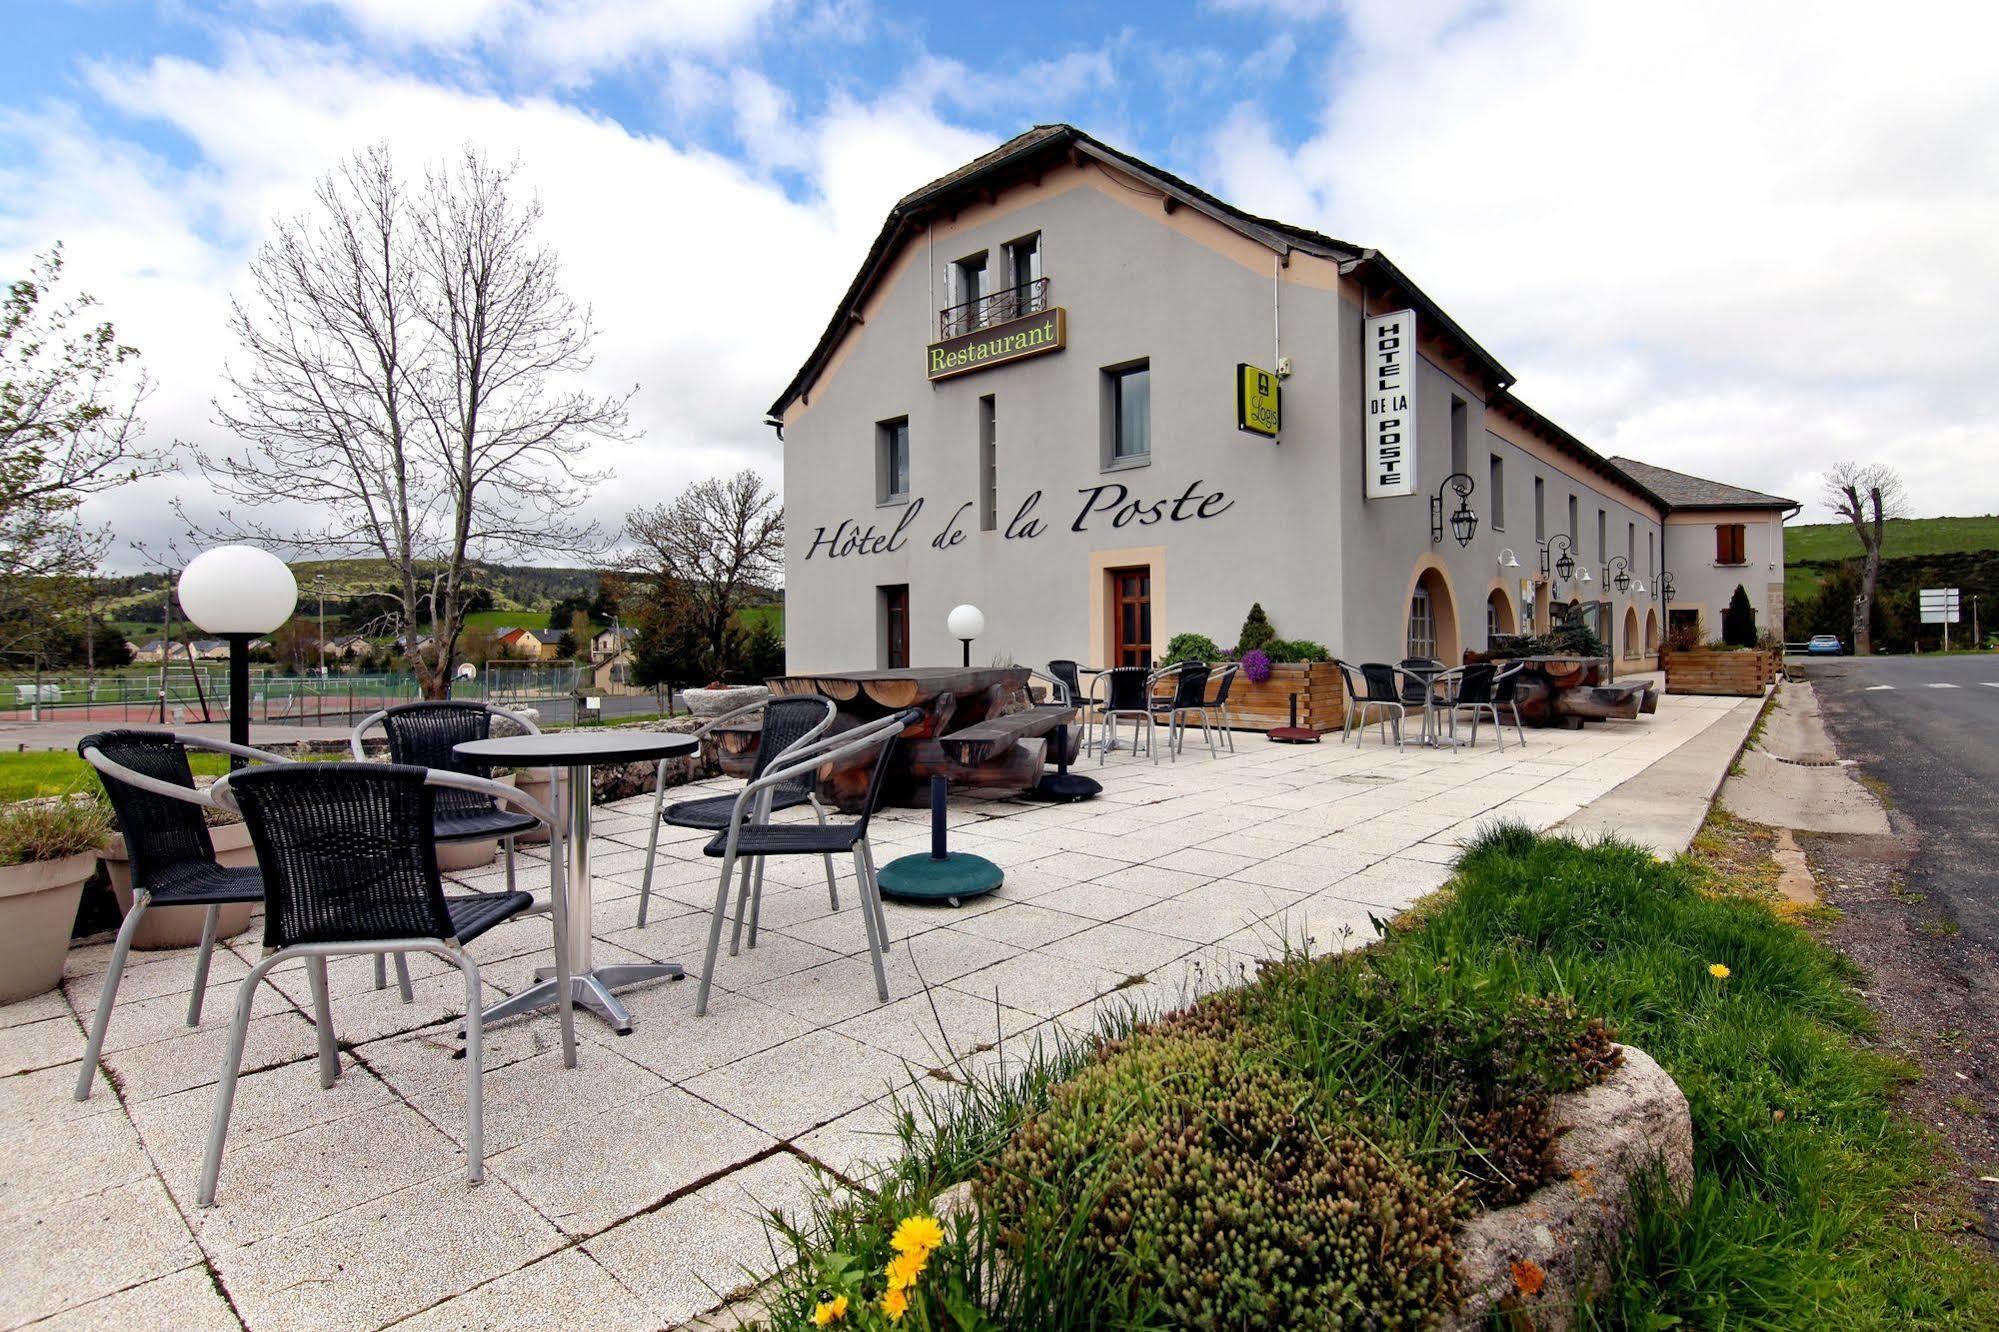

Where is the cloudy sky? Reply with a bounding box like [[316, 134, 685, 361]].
[[5, 0, 1995, 568]]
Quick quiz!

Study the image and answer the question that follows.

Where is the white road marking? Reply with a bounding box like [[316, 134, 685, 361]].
[[1865, 684, 1896, 691], [1926, 682, 1959, 689]]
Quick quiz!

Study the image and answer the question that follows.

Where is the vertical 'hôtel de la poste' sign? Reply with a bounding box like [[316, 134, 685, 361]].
[[1364, 309, 1417, 499]]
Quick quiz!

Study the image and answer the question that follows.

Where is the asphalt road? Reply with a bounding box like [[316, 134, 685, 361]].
[[1799, 652, 1999, 951]]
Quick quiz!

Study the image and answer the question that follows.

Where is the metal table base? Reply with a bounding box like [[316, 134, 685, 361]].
[[474, 760, 688, 1036]]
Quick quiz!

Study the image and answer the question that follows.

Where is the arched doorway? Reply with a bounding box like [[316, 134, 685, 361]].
[[1404, 559, 1462, 663], [1485, 585, 1516, 644], [1622, 606, 1640, 660], [1644, 608, 1659, 654]]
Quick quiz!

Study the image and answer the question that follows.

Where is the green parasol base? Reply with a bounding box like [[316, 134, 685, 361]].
[[876, 852, 1004, 906]]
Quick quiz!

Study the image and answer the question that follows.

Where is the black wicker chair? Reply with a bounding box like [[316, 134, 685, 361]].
[[1442, 662, 1507, 749], [1353, 664, 1409, 748], [1207, 663, 1240, 754], [196, 762, 569, 1207], [1332, 659, 1366, 744], [1094, 666, 1159, 764], [352, 701, 542, 999], [1148, 662, 1217, 760], [637, 695, 838, 947], [73, 730, 290, 1102], [694, 710, 918, 1016], [1046, 659, 1097, 754]]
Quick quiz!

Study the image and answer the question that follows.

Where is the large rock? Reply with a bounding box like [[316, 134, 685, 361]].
[[1450, 1044, 1693, 1328]]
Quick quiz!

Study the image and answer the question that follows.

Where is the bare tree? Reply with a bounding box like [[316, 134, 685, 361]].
[[624, 471, 783, 678], [198, 143, 631, 697], [1, 245, 161, 659], [1823, 461, 1904, 656]]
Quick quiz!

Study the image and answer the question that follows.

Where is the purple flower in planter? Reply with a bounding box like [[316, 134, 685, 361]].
[[1241, 648, 1273, 683]]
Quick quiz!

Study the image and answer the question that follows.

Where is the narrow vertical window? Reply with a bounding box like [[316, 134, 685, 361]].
[[978, 395, 997, 532], [1450, 398, 1468, 477], [1488, 453, 1506, 529], [1627, 521, 1636, 563], [1597, 508, 1607, 562], [1568, 494, 1579, 540], [876, 417, 910, 504], [1004, 233, 1041, 317], [1104, 361, 1150, 465], [880, 585, 910, 669], [1534, 477, 1546, 541]]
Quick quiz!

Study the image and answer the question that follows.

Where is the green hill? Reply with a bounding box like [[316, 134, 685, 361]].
[[1787, 515, 1999, 564]]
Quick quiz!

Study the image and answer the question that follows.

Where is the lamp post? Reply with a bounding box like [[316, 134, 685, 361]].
[[1540, 533, 1582, 585], [177, 546, 298, 766], [947, 604, 985, 667], [1429, 472, 1478, 547]]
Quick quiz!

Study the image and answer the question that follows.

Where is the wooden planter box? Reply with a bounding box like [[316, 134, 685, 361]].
[[1664, 650, 1771, 697], [1227, 662, 1345, 733]]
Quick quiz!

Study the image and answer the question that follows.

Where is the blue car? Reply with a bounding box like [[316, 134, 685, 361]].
[[1806, 634, 1843, 655]]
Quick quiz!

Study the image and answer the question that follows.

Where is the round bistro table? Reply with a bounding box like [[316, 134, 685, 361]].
[[455, 730, 698, 1034]]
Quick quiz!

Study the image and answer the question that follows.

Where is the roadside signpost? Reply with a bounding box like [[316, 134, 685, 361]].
[[1919, 587, 1961, 651]]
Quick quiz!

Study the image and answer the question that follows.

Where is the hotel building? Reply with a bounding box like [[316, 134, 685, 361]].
[[769, 125, 1794, 673]]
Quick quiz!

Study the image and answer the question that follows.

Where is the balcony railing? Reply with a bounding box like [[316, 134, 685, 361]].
[[937, 277, 1050, 340]]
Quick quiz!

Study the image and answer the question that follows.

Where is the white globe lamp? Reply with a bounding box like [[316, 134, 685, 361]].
[[947, 604, 985, 667], [177, 545, 299, 758]]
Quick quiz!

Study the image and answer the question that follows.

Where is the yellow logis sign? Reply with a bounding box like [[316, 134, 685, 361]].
[[1236, 363, 1280, 438]]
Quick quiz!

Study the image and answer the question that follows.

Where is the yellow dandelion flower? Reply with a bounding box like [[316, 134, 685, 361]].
[[809, 1294, 848, 1325], [1709, 963, 1731, 980], [886, 1250, 926, 1291], [890, 1214, 944, 1257], [881, 1286, 910, 1322]]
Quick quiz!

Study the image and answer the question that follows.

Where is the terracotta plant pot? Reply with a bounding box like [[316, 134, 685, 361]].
[[510, 769, 555, 845], [0, 850, 100, 1002], [103, 823, 258, 951]]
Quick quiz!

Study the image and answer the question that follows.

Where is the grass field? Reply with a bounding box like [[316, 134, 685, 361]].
[[736, 604, 784, 635], [1787, 515, 1999, 564], [0, 749, 230, 802]]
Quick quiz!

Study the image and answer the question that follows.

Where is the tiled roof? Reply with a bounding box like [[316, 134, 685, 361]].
[[1608, 458, 1798, 511]]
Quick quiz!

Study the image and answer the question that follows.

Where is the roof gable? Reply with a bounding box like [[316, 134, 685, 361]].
[[1609, 457, 1798, 511]]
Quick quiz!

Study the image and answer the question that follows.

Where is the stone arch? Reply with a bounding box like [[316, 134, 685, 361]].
[[1622, 605, 1640, 660], [1644, 608, 1659, 654], [1401, 555, 1463, 663]]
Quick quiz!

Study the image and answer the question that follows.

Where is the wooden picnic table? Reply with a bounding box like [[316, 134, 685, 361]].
[[757, 667, 1080, 811]]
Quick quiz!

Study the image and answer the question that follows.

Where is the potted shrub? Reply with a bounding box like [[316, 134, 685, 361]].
[[0, 797, 113, 1002]]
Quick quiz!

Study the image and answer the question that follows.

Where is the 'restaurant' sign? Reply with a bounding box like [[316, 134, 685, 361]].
[[1236, 363, 1280, 438], [927, 307, 1066, 381], [1364, 309, 1417, 499]]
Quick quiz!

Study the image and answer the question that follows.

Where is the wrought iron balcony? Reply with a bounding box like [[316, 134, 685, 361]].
[[937, 277, 1050, 340]]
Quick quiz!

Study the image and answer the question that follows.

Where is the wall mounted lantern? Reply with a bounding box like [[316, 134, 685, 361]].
[[1659, 572, 1676, 605], [947, 603, 985, 667], [1540, 532, 1581, 583], [1497, 548, 1522, 571], [1604, 555, 1635, 595], [1430, 472, 1478, 547]]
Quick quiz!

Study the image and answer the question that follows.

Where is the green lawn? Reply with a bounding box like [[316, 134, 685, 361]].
[[736, 604, 784, 635], [0, 749, 230, 802], [1787, 515, 1999, 564], [759, 824, 1999, 1329]]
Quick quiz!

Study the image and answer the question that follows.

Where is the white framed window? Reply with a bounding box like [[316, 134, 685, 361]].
[[1102, 361, 1150, 467], [1407, 587, 1436, 659]]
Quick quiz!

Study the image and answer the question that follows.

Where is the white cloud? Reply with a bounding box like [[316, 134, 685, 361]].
[[1205, 0, 1999, 520], [260, 0, 787, 81], [1, 33, 991, 565]]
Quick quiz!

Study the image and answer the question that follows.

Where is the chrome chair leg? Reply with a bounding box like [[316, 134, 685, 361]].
[[454, 948, 485, 1185], [306, 956, 339, 1089], [637, 759, 667, 928], [695, 851, 737, 1017], [186, 904, 222, 1028], [75, 891, 148, 1100], [859, 840, 891, 952], [851, 845, 890, 1003], [394, 953, 413, 1003], [199, 949, 280, 1206], [503, 837, 517, 894], [809, 797, 840, 911]]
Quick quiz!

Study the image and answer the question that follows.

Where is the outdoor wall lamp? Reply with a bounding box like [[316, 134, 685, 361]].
[[1659, 571, 1676, 604], [1497, 548, 1522, 571], [178, 545, 298, 766], [947, 603, 985, 667], [1604, 555, 1635, 595], [1430, 472, 1478, 547], [1540, 533, 1580, 583]]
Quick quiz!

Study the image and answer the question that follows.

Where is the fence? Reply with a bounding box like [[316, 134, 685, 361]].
[[0, 664, 591, 728]]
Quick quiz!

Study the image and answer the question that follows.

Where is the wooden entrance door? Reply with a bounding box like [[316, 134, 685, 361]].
[[1109, 567, 1152, 667], [881, 585, 910, 668]]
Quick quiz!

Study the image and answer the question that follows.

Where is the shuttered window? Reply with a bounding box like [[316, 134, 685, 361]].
[[1715, 523, 1747, 565]]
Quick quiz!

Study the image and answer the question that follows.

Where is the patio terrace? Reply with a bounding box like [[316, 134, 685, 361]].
[[2, 692, 1752, 1331]]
